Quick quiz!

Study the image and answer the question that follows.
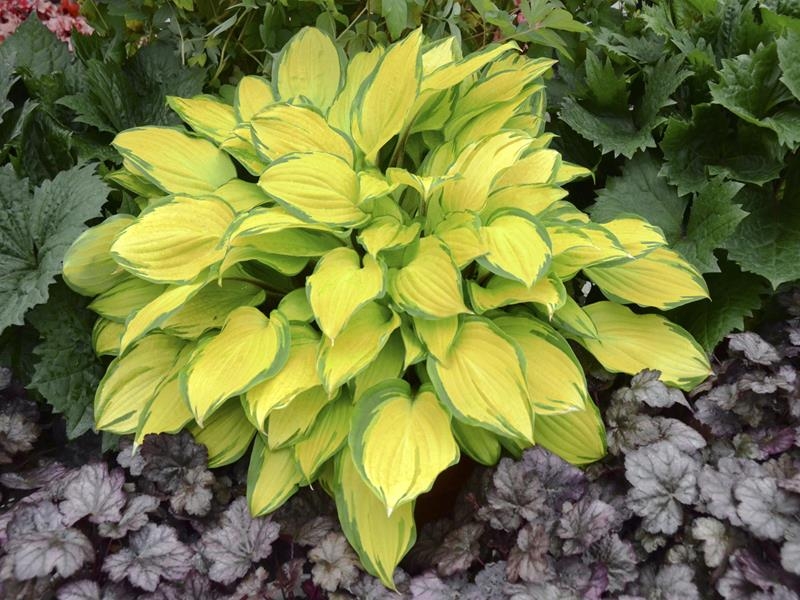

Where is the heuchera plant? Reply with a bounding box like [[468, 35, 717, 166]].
[[62, 27, 712, 586]]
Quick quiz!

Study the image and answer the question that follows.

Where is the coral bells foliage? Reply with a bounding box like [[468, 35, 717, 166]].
[[63, 28, 712, 586], [0, 0, 92, 45]]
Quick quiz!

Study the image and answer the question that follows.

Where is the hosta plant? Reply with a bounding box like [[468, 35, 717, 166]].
[[63, 27, 712, 587]]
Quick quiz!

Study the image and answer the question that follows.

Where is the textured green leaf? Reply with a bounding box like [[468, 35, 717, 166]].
[[27, 284, 105, 438], [583, 50, 628, 111], [0, 164, 109, 334], [0, 15, 71, 81], [673, 179, 747, 273], [589, 153, 687, 243], [777, 31, 800, 101], [669, 261, 769, 351], [382, 0, 408, 39], [20, 111, 74, 184], [660, 104, 785, 195]]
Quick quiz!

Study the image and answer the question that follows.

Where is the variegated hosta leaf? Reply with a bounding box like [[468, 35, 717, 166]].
[[413, 315, 459, 361], [234, 75, 275, 121], [350, 380, 459, 513], [353, 333, 405, 401], [599, 216, 667, 256], [190, 399, 257, 467], [181, 307, 290, 426], [166, 95, 238, 144], [451, 419, 502, 466], [585, 247, 709, 310], [274, 27, 341, 112], [293, 393, 352, 480], [267, 386, 332, 449], [534, 397, 606, 465], [468, 273, 566, 316], [247, 435, 304, 516], [92, 318, 124, 356], [477, 209, 552, 287], [334, 447, 416, 590], [88, 278, 165, 323], [427, 317, 534, 442], [579, 302, 711, 390]]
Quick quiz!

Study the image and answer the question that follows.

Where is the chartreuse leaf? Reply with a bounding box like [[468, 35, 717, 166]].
[[484, 185, 566, 219], [351, 381, 459, 513], [422, 41, 518, 91], [247, 435, 303, 516], [111, 197, 235, 284], [451, 419, 501, 466], [413, 315, 459, 361], [551, 296, 598, 340], [534, 397, 606, 465], [334, 447, 416, 589], [63, 215, 135, 296], [328, 47, 384, 133], [166, 95, 237, 144], [477, 209, 552, 287], [317, 302, 401, 393], [93, 318, 124, 356], [258, 152, 366, 227], [134, 345, 194, 445], [599, 216, 667, 257], [352, 29, 423, 162], [277, 288, 314, 323], [399, 320, 425, 369], [389, 237, 469, 318], [494, 149, 561, 188], [433, 213, 485, 268], [235, 75, 275, 121], [427, 317, 534, 442], [468, 273, 566, 316], [579, 302, 711, 390], [307, 247, 385, 340], [358, 216, 422, 257], [160, 279, 266, 339], [275, 27, 341, 111], [250, 104, 354, 164], [212, 180, 270, 213], [95, 334, 186, 433], [267, 386, 331, 449], [89, 278, 165, 323], [294, 394, 352, 480], [585, 247, 709, 310], [181, 307, 290, 426], [245, 324, 321, 432], [496, 316, 588, 415], [353, 333, 405, 400], [190, 399, 256, 467], [550, 223, 630, 278], [113, 127, 236, 195]]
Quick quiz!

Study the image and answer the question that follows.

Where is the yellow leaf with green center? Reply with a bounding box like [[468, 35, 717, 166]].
[[92, 318, 123, 356], [212, 180, 270, 213], [579, 302, 711, 390], [422, 41, 519, 91], [350, 381, 459, 513], [317, 302, 400, 393], [496, 316, 589, 415], [550, 223, 631, 278], [600, 216, 667, 256], [413, 315, 459, 361], [427, 317, 534, 442], [357, 216, 421, 257], [63, 215, 135, 296], [267, 386, 332, 449], [111, 196, 236, 284], [353, 333, 405, 401], [334, 447, 416, 590], [293, 393, 353, 480], [399, 320, 425, 369], [551, 296, 599, 340], [277, 288, 314, 323], [190, 399, 256, 467], [477, 209, 552, 287], [181, 307, 290, 425], [451, 419, 502, 466], [235, 75, 275, 121], [89, 278, 165, 323], [352, 29, 423, 163], [328, 47, 384, 133], [166, 95, 237, 144], [258, 152, 366, 227], [433, 213, 485, 268], [250, 104, 354, 164], [245, 324, 321, 432], [468, 273, 566, 316], [307, 247, 385, 340], [482, 185, 567, 218], [113, 127, 236, 195], [585, 247, 709, 310], [275, 27, 341, 111], [389, 237, 469, 319], [95, 334, 186, 433], [493, 149, 561, 188], [247, 435, 304, 516], [534, 397, 606, 465]]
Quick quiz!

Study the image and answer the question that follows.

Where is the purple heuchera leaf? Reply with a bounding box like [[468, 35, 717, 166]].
[[587, 533, 637, 592], [308, 531, 360, 592], [505, 523, 552, 584], [728, 332, 782, 365], [102, 523, 193, 592], [98, 494, 160, 539], [295, 515, 338, 547], [626, 370, 690, 409], [56, 580, 136, 600], [625, 441, 699, 535], [200, 497, 280, 585], [582, 563, 609, 600], [478, 458, 549, 530], [60, 463, 126, 525], [168, 465, 213, 516], [697, 457, 764, 526], [0, 501, 92, 581], [692, 517, 729, 568], [556, 498, 616, 555], [432, 523, 483, 576], [519, 447, 586, 507], [410, 571, 460, 600], [734, 476, 800, 541]]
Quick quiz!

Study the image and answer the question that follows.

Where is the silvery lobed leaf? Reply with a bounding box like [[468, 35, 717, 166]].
[[56, 580, 136, 600], [308, 531, 361, 592], [432, 522, 483, 576], [506, 523, 553, 584], [168, 465, 214, 516], [478, 457, 549, 530], [0, 397, 40, 461], [628, 370, 690, 408], [410, 571, 460, 600], [102, 523, 193, 592], [136, 570, 214, 600], [738, 365, 797, 395], [556, 498, 616, 555], [728, 332, 781, 365], [625, 441, 699, 534], [461, 561, 508, 600], [642, 564, 700, 600], [504, 581, 580, 600], [200, 497, 279, 585], [717, 549, 797, 600], [1, 460, 68, 490], [698, 457, 764, 526], [98, 494, 160, 539], [734, 476, 800, 540], [781, 529, 800, 575], [295, 515, 338, 547], [692, 517, 729, 568], [116, 441, 146, 476], [139, 432, 207, 494], [60, 463, 126, 525], [587, 533, 637, 592], [519, 447, 586, 507]]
